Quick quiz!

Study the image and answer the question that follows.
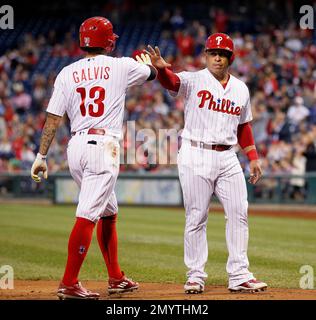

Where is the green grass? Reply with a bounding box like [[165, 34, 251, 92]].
[[0, 204, 315, 288]]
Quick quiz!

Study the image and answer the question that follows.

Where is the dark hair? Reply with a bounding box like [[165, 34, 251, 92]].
[[80, 47, 106, 54]]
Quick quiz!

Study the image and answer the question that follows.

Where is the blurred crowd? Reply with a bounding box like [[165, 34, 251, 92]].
[[1, 2, 316, 199]]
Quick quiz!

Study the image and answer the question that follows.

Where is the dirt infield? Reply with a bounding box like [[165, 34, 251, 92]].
[[0, 280, 315, 300], [216, 204, 316, 220]]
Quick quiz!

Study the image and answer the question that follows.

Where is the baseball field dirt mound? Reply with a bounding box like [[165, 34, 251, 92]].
[[0, 280, 315, 300]]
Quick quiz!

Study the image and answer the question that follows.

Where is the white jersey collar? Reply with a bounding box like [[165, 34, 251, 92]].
[[203, 68, 232, 92]]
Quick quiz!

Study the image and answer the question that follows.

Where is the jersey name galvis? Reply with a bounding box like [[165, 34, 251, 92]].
[[72, 66, 110, 83], [46, 55, 150, 139]]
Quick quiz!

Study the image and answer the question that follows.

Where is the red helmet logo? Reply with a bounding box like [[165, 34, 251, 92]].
[[79, 16, 118, 53], [205, 33, 235, 64], [215, 36, 223, 45], [83, 37, 90, 46]]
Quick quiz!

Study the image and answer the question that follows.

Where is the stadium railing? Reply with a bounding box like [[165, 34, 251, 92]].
[[1, 172, 316, 205]]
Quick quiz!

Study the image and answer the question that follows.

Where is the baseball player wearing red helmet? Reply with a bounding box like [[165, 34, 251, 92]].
[[142, 33, 267, 294], [31, 16, 157, 299]]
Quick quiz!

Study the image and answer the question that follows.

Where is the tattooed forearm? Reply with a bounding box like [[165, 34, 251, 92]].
[[39, 113, 62, 155]]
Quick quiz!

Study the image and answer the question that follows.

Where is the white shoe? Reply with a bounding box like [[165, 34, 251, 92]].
[[229, 279, 268, 293], [184, 281, 204, 294]]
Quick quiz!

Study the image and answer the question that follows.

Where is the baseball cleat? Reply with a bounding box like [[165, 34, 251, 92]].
[[184, 281, 204, 294], [57, 282, 100, 300], [228, 279, 268, 293], [108, 272, 139, 294]]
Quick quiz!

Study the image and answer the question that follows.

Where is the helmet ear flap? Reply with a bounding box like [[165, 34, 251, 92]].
[[105, 33, 119, 53]]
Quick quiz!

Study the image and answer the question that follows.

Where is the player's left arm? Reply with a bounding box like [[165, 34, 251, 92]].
[[237, 121, 262, 185], [39, 112, 62, 155], [31, 112, 62, 182]]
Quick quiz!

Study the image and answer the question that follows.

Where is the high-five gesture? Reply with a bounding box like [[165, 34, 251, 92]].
[[145, 45, 171, 69]]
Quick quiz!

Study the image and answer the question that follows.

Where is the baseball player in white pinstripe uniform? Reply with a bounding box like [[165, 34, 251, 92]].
[[30, 16, 157, 299], [143, 33, 268, 294]]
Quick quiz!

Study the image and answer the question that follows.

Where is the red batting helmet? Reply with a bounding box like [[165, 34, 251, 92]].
[[205, 33, 235, 64], [79, 17, 119, 53]]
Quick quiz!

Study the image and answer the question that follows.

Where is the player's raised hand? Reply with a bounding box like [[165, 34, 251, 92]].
[[248, 160, 263, 184], [135, 53, 152, 65], [31, 153, 48, 183], [145, 45, 171, 69]]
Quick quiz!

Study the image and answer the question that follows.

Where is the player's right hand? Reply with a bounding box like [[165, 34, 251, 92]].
[[135, 53, 152, 65], [31, 153, 48, 183], [145, 45, 172, 69]]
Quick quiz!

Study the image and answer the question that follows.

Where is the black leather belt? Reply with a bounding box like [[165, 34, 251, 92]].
[[71, 128, 106, 136], [190, 140, 232, 151]]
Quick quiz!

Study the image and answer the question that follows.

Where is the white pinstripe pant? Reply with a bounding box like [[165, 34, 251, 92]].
[[67, 132, 120, 223], [178, 139, 254, 288]]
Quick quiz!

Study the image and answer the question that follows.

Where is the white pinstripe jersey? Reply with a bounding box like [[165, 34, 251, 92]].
[[46, 55, 150, 138], [174, 68, 252, 145]]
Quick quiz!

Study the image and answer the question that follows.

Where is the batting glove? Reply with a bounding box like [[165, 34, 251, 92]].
[[135, 53, 153, 65], [31, 153, 48, 183]]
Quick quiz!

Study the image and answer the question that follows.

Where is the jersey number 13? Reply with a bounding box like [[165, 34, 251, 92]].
[[76, 86, 105, 117]]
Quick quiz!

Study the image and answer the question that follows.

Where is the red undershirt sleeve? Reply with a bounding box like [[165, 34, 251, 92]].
[[157, 67, 181, 92], [237, 122, 259, 161]]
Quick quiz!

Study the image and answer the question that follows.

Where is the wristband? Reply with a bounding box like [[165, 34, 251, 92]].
[[37, 153, 47, 160], [246, 149, 259, 161]]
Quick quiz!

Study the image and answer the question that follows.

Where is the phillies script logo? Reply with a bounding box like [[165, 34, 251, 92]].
[[197, 90, 242, 116], [216, 36, 223, 45]]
